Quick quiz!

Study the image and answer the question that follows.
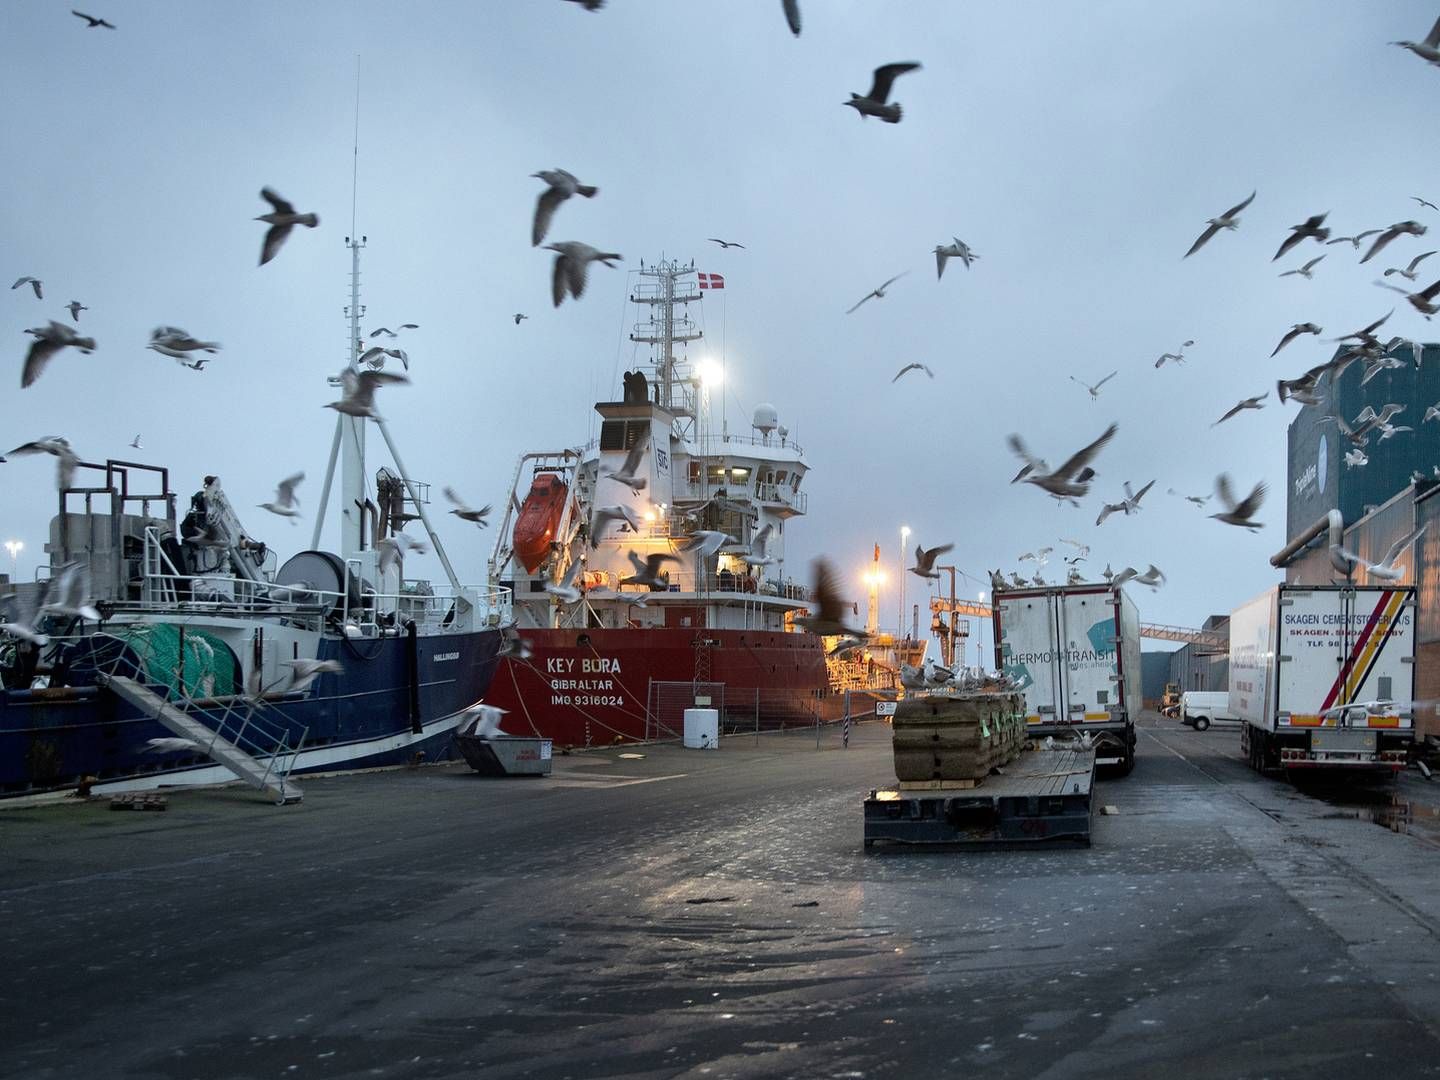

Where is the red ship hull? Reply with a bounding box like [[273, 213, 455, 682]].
[[484, 627, 851, 747]]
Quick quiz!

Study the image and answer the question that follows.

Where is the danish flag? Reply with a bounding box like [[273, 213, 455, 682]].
[[698, 272, 725, 289]]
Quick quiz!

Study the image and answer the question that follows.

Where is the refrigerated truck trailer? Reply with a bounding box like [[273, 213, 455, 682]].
[[1229, 584, 1415, 774], [993, 583, 1142, 773]]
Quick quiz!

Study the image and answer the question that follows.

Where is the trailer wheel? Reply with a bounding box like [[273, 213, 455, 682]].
[[1193, 716, 1210, 732]]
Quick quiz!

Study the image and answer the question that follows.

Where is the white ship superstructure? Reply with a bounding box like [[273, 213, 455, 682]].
[[490, 258, 812, 633]]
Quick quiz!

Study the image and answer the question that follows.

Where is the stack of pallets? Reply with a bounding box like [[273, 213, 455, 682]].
[[891, 691, 1026, 789]]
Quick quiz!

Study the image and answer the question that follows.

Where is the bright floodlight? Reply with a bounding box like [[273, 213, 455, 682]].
[[698, 358, 723, 387]]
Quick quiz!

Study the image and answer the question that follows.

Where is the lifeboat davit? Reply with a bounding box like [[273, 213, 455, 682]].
[[513, 474, 569, 573]]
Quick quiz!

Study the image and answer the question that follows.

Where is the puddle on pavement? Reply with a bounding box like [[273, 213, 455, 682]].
[[1294, 775, 1440, 836]]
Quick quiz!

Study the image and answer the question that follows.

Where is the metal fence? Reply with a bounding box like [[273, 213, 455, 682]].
[[644, 680, 901, 745]]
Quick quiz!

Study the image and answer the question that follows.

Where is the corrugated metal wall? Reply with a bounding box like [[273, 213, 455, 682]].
[[1168, 640, 1229, 692]]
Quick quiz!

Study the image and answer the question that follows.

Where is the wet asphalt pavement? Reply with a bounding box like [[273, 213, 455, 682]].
[[6, 712, 1440, 1079]]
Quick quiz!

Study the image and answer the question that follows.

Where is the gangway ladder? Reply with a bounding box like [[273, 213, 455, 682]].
[[97, 674, 304, 804]]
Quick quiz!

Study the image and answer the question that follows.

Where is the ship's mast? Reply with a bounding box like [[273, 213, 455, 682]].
[[339, 235, 367, 560], [629, 258, 702, 438]]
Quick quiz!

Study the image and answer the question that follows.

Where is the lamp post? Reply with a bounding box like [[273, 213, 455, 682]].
[[898, 525, 910, 640], [977, 590, 987, 669], [4, 540, 21, 583]]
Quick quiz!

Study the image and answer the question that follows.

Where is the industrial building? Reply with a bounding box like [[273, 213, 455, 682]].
[[1276, 342, 1440, 739]]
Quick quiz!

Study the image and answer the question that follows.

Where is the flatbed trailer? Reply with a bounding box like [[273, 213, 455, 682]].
[[863, 748, 1095, 849]]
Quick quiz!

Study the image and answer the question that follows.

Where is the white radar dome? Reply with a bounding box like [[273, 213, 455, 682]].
[[752, 403, 778, 435]]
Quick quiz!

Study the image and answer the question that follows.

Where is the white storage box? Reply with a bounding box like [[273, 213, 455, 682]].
[[683, 708, 719, 749]]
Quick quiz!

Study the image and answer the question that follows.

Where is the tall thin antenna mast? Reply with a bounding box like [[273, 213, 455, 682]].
[[350, 54, 360, 240]]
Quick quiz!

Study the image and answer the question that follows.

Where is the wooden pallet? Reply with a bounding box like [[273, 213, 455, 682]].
[[109, 793, 168, 812], [896, 778, 979, 791]]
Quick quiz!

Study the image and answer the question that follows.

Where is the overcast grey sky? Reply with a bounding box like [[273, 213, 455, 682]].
[[3, 2, 1439, 640]]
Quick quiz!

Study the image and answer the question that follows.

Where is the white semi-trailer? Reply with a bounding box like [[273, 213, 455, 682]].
[[1229, 584, 1415, 774], [992, 583, 1142, 773]]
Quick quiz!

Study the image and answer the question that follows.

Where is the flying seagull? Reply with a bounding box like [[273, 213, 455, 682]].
[[1414, 197, 1440, 212], [797, 559, 867, 639], [21, 321, 95, 388], [71, 10, 116, 28], [910, 542, 954, 580], [546, 242, 622, 307], [11, 277, 42, 299], [1272, 212, 1329, 261], [1069, 371, 1117, 399], [1361, 221, 1428, 264], [561, 0, 605, 11], [677, 531, 734, 560], [1333, 525, 1427, 583], [934, 238, 978, 279], [1209, 474, 1266, 530], [258, 471, 304, 519], [1155, 339, 1195, 368], [6, 436, 79, 490], [601, 435, 649, 493], [444, 487, 491, 527], [1184, 191, 1255, 258], [707, 238, 745, 249], [1212, 391, 1269, 427], [741, 523, 776, 566], [1384, 250, 1437, 280], [376, 533, 426, 576], [1392, 15, 1440, 66], [590, 504, 642, 546], [460, 703, 508, 740], [1, 585, 50, 646], [544, 558, 584, 604], [1008, 423, 1117, 503], [844, 62, 922, 124], [325, 368, 409, 418], [368, 324, 418, 338], [1375, 276, 1440, 318], [1168, 488, 1211, 507], [1279, 255, 1326, 279], [621, 550, 679, 590], [531, 169, 598, 247], [846, 272, 907, 314], [513, 313, 527, 324], [284, 658, 344, 694], [892, 362, 933, 383], [782, 0, 800, 36], [66, 301, 87, 322], [149, 326, 220, 356], [256, 188, 319, 266], [129, 434, 142, 449], [1270, 323, 1322, 357], [1327, 229, 1383, 250]]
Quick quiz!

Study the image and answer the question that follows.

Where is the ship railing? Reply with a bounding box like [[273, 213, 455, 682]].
[[136, 527, 511, 634], [754, 484, 807, 513], [578, 431, 805, 457], [580, 568, 809, 602]]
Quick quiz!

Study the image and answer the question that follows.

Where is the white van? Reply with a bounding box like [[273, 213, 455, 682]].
[[1179, 691, 1239, 732]]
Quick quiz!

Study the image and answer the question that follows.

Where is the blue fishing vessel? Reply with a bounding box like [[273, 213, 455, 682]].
[[0, 237, 509, 802]]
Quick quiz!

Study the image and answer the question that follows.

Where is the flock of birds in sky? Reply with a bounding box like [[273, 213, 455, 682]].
[[9, 4, 1440, 655]]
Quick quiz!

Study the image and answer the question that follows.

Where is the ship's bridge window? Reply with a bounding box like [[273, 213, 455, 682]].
[[730, 466, 750, 484], [791, 473, 801, 492], [688, 460, 701, 485], [600, 419, 648, 452], [775, 470, 787, 485], [708, 465, 727, 483]]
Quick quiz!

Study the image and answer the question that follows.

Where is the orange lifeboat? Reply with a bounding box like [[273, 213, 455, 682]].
[[513, 474, 569, 573]]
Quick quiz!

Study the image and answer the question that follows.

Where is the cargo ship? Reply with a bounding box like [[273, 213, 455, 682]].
[[484, 258, 914, 746]]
